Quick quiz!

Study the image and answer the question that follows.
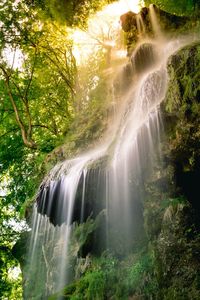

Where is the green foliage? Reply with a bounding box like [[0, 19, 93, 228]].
[[62, 270, 105, 300], [119, 252, 158, 298], [144, 0, 198, 16], [30, 0, 114, 27], [154, 202, 200, 299], [165, 44, 200, 172], [49, 252, 116, 300], [85, 270, 105, 300], [69, 216, 100, 262], [161, 196, 186, 209], [49, 249, 159, 300], [0, 195, 24, 299]]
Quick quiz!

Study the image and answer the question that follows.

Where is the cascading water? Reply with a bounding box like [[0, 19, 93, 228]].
[[136, 14, 146, 38], [25, 7, 197, 299], [149, 4, 163, 37]]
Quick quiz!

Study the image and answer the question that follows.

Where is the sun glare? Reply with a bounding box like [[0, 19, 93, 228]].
[[72, 0, 143, 65], [3, 47, 24, 70]]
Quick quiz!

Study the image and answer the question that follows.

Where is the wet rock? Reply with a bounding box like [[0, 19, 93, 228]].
[[131, 42, 157, 74], [120, 11, 137, 32], [36, 165, 106, 226], [120, 5, 191, 55]]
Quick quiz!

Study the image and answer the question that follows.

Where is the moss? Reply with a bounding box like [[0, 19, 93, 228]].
[[141, 41, 200, 299], [49, 249, 160, 300], [154, 202, 200, 299], [163, 43, 200, 210]]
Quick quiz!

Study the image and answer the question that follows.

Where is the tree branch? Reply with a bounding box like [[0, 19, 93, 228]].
[[24, 47, 37, 101], [0, 128, 19, 140], [42, 46, 75, 95], [0, 65, 37, 149], [32, 124, 58, 135]]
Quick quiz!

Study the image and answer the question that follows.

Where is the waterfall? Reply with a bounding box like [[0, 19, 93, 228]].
[[136, 14, 146, 38], [149, 4, 162, 37], [25, 8, 196, 299]]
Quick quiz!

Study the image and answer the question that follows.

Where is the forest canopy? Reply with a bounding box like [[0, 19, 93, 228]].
[[25, 0, 116, 26]]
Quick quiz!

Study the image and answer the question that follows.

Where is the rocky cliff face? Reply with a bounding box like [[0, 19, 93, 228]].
[[118, 6, 200, 299], [120, 5, 191, 55], [143, 42, 200, 299]]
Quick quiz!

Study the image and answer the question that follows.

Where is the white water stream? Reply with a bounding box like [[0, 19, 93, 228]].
[[25, 6, 197, 298]]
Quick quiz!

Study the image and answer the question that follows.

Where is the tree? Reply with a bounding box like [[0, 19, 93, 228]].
[[0, 4, 77, 148], [28, 0, 114, 26]]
